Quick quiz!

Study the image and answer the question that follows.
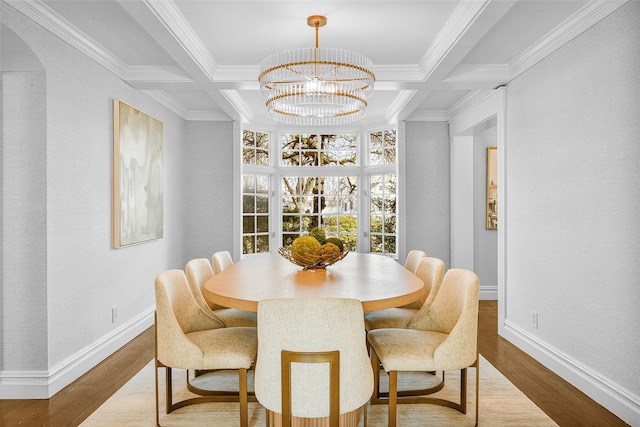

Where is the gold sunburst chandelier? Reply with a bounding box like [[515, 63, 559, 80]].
[[258, 15, 375, 126]]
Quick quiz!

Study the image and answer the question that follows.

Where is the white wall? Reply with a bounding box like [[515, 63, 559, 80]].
[[182, 121, 234, 263], [404, 121, 451, 266], [1, 8, 190, 397], [502, 1, 640, 424], [2, 70, 48, 372]]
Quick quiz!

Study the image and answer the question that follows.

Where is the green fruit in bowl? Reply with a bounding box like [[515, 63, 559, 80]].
[[291, 236, 321, 264], [325, 237, 344, 251], [309, 227, 327, 244], [320, 242, 341, 259]]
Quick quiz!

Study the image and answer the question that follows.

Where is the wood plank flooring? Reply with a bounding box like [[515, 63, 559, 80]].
[[0, 301, 628, 426]]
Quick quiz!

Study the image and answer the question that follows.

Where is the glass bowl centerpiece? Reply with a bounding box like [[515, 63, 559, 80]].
[[279, 229, 348, 270]]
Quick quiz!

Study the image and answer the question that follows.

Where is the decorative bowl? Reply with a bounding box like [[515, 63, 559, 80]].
[[278, 247, 349, 270]]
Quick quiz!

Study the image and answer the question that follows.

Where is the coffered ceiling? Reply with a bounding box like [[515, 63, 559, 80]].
[[4, 0, 627, 126]]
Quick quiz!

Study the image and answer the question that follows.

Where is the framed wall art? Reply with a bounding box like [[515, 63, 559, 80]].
[[113, 100, 164, 248], [486, 146, 498, 230]]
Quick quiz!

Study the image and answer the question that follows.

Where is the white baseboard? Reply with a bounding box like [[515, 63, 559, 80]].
[[0, 307, 154, 399], [480, 284, 498, 300], [502, 319, 640, 426]]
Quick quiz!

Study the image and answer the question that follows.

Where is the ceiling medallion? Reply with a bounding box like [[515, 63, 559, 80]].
[[258, 15, 375, 126]]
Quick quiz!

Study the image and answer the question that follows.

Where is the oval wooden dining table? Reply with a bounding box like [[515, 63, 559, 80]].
[[203, 252, 424, 313], [203, 252, 424, 427]]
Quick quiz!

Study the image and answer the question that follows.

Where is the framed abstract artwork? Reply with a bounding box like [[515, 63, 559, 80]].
[[113, 100, 164, 248], [486, 146, 498, 230]]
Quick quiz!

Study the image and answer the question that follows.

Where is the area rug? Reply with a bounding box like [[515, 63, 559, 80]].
[[80, 356, 557, 426]]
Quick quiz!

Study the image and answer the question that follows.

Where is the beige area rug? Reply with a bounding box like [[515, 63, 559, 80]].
[[81, 356, 557, 426]]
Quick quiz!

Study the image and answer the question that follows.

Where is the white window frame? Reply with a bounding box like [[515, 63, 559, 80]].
[[235, 123, 403, 260]]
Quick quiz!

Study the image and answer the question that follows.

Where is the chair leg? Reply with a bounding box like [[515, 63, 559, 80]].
[[389, 371, 398, 427], [363, 402, 368, 427], [165, 366, 174, 414], [475, 359, 479, 426], [155, 361, 160, 426], [239, 368, 248, 427], [460, 368, 468, 414], [371, 349, 381, 399]]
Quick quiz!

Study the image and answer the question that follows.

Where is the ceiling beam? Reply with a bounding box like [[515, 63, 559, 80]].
[[392, 0, 517, 121], [116, 0, 244, 121]]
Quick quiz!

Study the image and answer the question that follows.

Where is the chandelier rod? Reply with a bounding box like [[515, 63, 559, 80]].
[[308, 16, 326, 78]]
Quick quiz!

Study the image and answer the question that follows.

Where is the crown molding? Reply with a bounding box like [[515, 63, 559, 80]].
[[143, 90, 230, 122], [373, 64, 426, 82], [141, 89, 189, 119], [124, 65, 192, 83], [444, 64, 510, 84], [214, 65, 260, 84], [3, 0, 128, 77], [142, 0, 218, 82], [509, 0, 630, 79], [405, 110, 450, 122], [447, 89, 495, 122], [215, 64, 429, 88], [385, 90, 418, 123], [220, 89, 253, 123], [418, 0, 490, 80], [186, 110, 232, 122]]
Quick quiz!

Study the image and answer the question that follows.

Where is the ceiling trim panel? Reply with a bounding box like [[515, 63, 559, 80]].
[[509, 0, 630, 79]]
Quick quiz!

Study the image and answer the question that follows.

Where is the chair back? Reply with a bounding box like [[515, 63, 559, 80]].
[[407, 268, 479, 368], [411, 256, 445, 309], [154, 269, 224, 367], [255, 298, 373, 419], [212, 250, 233, 275], [185, 258, 225, 311], [404, 250, 427, 274]]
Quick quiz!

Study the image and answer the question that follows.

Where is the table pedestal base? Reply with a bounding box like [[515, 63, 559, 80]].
[[268, 408, 360, 427]]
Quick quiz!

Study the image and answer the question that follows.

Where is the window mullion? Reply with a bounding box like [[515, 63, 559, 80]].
[[244, 128, 397, 256]]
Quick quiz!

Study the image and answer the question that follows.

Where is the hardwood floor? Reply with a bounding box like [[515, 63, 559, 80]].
[[478, 301, 627, 427], [0, 301, 629, 426]]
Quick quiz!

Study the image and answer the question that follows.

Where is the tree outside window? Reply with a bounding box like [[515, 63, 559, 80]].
[[242, 130, 270, 255], [282, 175, 358, 250], [369, 129, 397, 255], [369, 174, 397, 255], [240, 128, 397, 257]]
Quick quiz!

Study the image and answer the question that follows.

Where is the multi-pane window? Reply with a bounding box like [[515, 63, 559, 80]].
[[280, 133, 360, 251], [281, 176, 358, 250], [241, 131, 270, 255], [369, 174, 397, 255], [243, 130, 269, 166], [240, 128, 398, 257], [281, 134, 357, 167], [368, 130, 397, 255], [369, 129, 396, 165], [242, 174, 270, 254]]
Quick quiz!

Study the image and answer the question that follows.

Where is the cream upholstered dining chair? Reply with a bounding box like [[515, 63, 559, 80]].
[[397, 250, 429, 309], [367, 268, 480, 427], [403, 249, 427, 274], [212, 250, 234, 275], [185, 258, 257, 327], [255, 298, 374, 427], [364, 256, 445, 331], [154, 269, 257, 427]]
